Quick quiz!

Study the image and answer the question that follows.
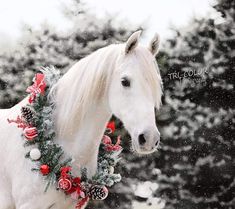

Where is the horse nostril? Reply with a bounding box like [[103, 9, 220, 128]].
[[138, 134, 146, 145], [155, 140, 159, 146]]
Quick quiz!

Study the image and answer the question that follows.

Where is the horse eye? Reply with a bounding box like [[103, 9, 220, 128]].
[[121, 77, 131, 87]]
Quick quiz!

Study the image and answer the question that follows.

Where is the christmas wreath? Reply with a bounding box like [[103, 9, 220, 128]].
[[8, 67, 122, 209]]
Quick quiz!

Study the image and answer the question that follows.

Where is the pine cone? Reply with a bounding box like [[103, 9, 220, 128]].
[[88, 185, 108, 200], [21, 106, 35, 125]]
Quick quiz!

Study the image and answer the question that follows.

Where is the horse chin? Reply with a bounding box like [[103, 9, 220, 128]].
[[131, 142, 156, 155], [136, 149, 156, 155]]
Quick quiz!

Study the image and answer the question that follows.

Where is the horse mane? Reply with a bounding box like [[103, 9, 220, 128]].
[[53, 44, 121, 137], [52, 44, 162, 138]]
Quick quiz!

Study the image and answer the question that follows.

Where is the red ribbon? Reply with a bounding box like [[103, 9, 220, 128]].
[[26, 73, 46, 103], [76, 196, 89, 209]]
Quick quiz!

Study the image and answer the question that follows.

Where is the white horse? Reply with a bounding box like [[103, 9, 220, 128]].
[[0, 31, 162, 209]]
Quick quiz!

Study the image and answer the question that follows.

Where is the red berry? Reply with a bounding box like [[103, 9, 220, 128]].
[[40, 164, 50, 175]]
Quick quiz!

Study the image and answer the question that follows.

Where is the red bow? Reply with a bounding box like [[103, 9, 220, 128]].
[[66, 177, 82, 195], [102, 135, 122, 151], [26, 73, 46, 103], [106, 121, 115, 133], [60, 166, 71, 178]]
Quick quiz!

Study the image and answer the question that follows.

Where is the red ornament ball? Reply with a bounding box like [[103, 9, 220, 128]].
[[23, 126, 38, 140], [40, 164, 50, 175], [58, 178, 72, 191]]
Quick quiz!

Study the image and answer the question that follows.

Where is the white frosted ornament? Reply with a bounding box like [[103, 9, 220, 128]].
[[30, 148, 41, 160]]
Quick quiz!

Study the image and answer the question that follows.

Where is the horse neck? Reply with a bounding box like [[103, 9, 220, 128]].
[[53, 46, 120, 176], [55, 98, 111, 176]]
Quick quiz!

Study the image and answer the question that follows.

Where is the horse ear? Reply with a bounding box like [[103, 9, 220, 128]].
[[149, 33, 160, 56], [125, 30, 142, 54]]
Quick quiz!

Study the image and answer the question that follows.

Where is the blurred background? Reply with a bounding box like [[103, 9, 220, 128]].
[[0, 0, 234, 208]]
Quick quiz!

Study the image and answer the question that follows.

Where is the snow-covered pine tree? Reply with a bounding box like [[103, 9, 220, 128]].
[[0, 1, 134, 109], [154, 0, 235, 208]]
